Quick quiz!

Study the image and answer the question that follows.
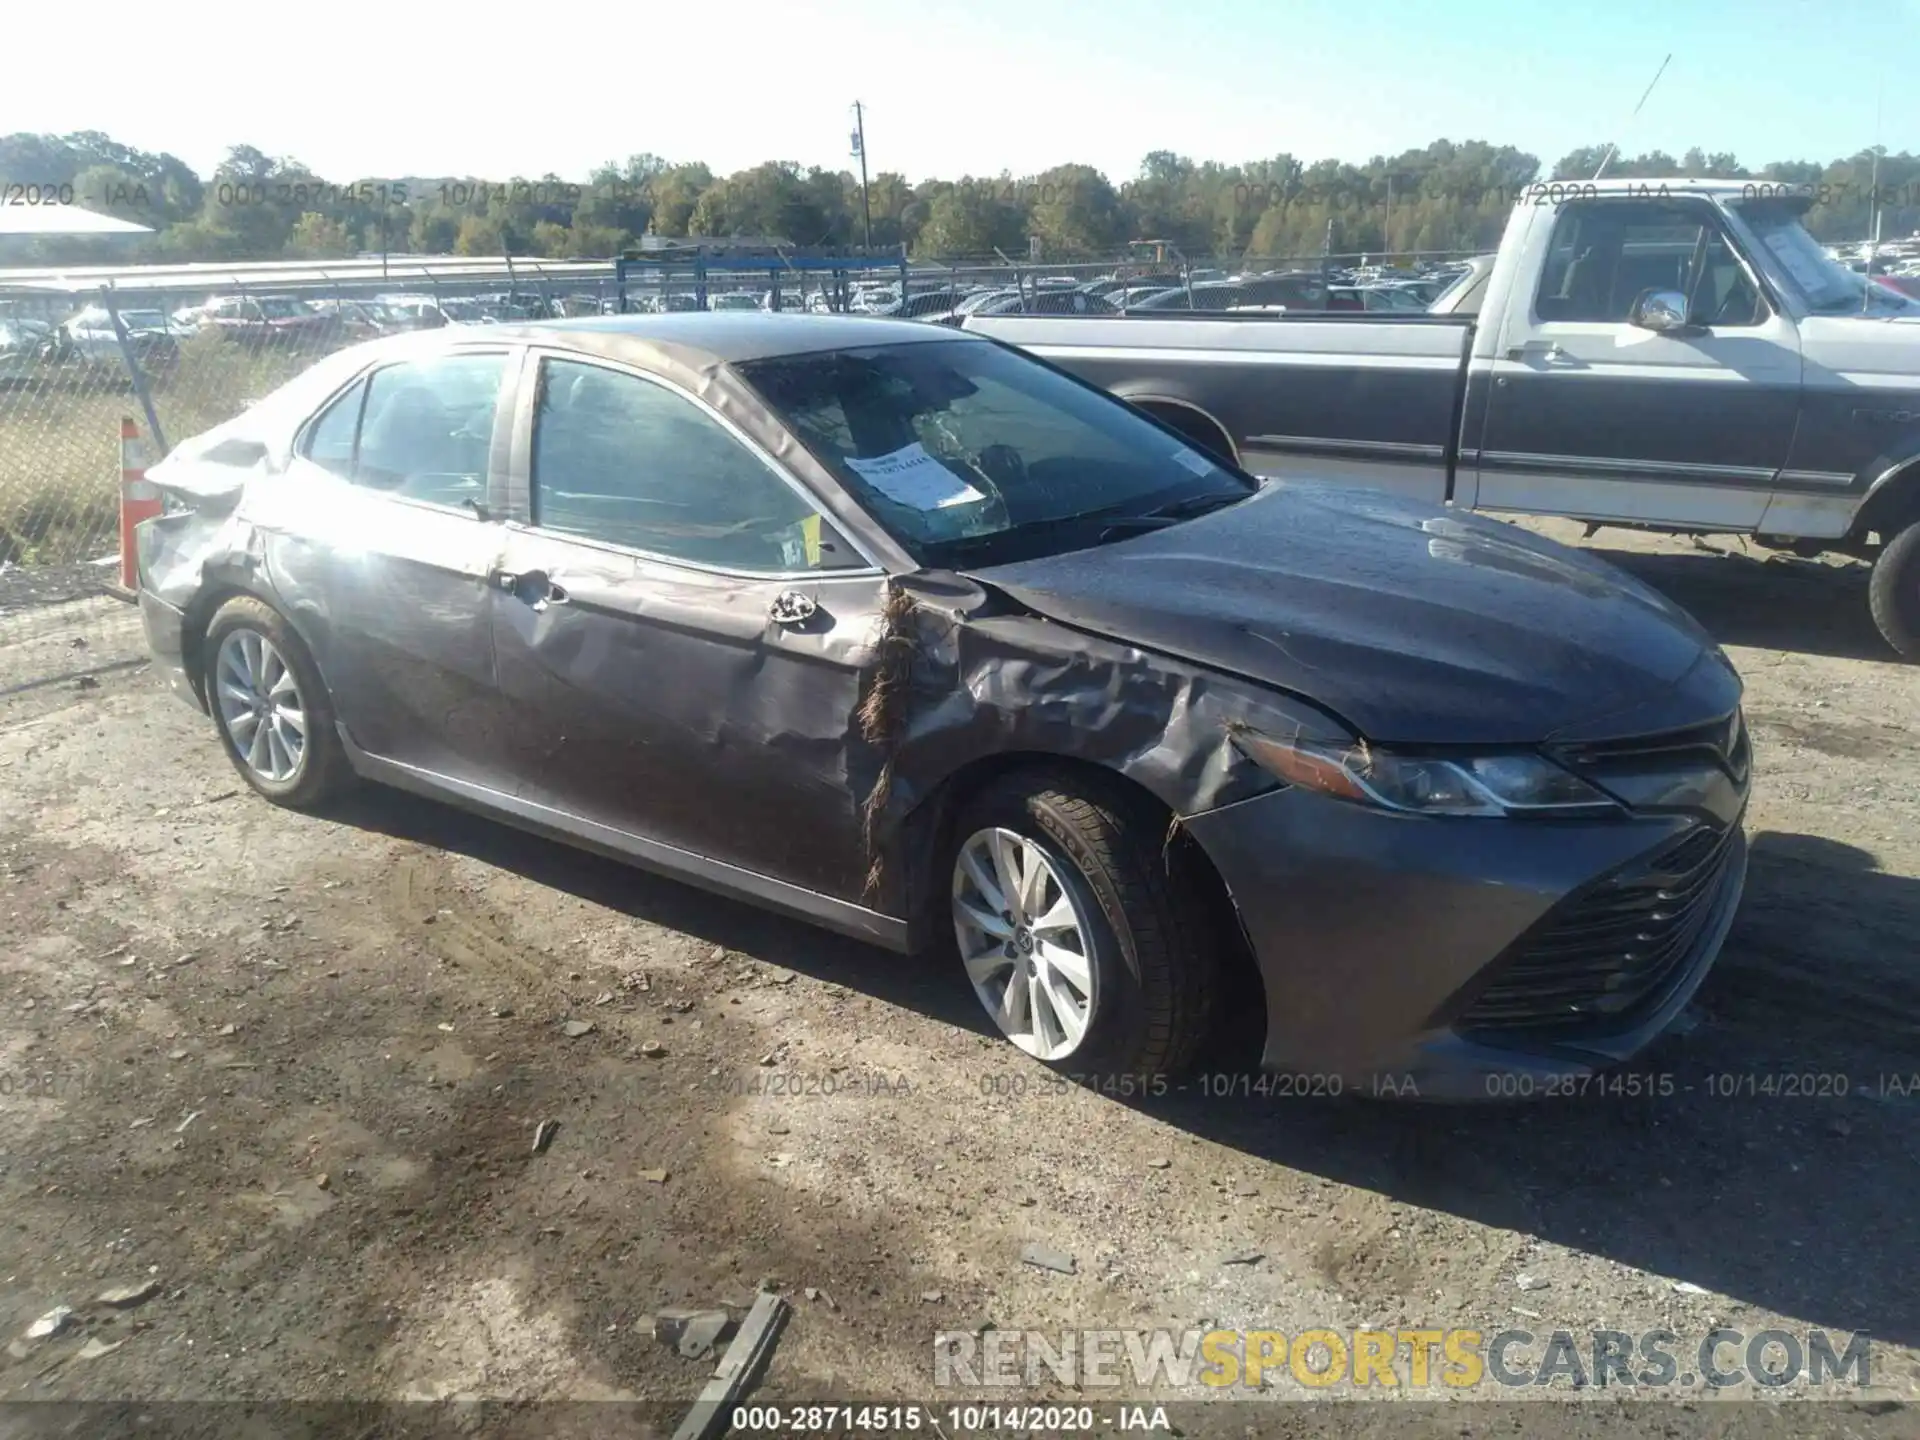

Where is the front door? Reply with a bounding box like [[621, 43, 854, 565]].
[[1476, 197, 1802, 528], [488, 351, 887, 906]]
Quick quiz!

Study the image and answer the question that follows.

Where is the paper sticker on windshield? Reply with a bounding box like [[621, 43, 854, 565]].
[[1172, 447, 1216, 476], [844, 442, 984, 510]]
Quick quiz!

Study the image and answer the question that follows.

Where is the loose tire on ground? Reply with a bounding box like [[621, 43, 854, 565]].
[[945, 768, 1219, 1081], [203, 596, 355, 809]]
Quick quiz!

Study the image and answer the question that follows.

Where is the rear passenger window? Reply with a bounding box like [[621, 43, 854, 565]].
[[301, 378, 367, 479], [354, 354, 505, 504]]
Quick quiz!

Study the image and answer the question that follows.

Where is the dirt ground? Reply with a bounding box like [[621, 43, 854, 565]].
[[0, 522, 1916, 1437]]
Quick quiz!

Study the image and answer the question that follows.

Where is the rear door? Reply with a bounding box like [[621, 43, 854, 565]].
[[1475, 197, 1802, 526], [488, 349, 889, 910], [267, 345, 518, 780]]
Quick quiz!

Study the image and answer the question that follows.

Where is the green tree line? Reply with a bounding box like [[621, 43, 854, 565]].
[[3, 131, 1916, 268]]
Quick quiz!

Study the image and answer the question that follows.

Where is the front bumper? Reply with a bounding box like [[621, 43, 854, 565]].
[[1182, 786, 1748, 1102]]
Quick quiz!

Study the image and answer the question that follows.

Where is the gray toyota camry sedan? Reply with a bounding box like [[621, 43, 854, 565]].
[[135, 314, 1750, 1099]]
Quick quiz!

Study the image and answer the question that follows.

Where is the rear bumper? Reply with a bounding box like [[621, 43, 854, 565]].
[[1182, 786, 1747, 1102], [138, 589, 203, 713]]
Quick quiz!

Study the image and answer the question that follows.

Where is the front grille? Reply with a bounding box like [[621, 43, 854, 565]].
[[1554, 709, 1750, 788], [1456, 823, 1737, 1034]]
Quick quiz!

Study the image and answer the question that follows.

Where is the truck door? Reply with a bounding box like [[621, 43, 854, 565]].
[[1475, 196, 1801, 528]]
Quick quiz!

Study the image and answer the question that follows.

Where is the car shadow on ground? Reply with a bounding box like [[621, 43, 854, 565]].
[[1586, 540, 1894, 662], [336, 787, 1920, 1350]]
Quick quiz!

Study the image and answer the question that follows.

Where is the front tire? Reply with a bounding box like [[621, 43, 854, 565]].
[[946, 769, 1218, 1080], [1869, 520, 1920, 660], [203, 597, 353, 808]]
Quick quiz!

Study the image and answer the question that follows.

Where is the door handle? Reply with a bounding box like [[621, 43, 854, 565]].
[[1506, 341, 1570, 363], [491, 568, 569, 611], [769, 589, 816, 626]]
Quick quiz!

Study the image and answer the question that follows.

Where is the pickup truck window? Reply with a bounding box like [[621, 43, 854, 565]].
[[1535, 202, 1762, 328], [1736, 202, 1920, 316]]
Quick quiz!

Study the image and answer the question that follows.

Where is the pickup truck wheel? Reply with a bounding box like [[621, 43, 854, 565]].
[[946, 770, 1217, 1082], [1869, 520, 1920, 660]]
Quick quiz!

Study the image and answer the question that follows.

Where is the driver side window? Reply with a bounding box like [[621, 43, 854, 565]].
[[1535, 202, 1763, 327], [530, 358, 862, 573]]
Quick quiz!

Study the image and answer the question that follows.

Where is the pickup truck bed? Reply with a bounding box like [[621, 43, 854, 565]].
[[981, 312, 1477, 503]]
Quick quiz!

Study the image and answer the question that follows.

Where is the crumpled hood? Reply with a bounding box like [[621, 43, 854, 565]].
[[970, 481, 1740, 746]]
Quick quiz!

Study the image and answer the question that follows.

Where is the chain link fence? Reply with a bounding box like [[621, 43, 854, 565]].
[[0, 246, 1477, 691]]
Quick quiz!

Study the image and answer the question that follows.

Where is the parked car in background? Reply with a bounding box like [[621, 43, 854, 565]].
[[0, 318, 54, 381], [709, 291, 764, 313], [134, 313, 1750, 1098], [969, 178, 1920, 658], [870, 289, 973, 319], [1124, 273, 1330, 311], [188, 295, 336, 350], [306, 298, 394, 344], [57, 306, 183, 368], [374, 295, 453, 330]]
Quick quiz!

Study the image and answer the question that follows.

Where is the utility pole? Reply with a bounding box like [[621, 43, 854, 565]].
[[851, 101, 873, 249]]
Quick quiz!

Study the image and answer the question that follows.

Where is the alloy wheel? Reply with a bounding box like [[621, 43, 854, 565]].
[[952, 827, 1098, 1060], [214, 629, 307, 784]]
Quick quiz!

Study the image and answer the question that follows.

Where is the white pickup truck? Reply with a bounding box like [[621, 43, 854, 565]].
[[967, 179, 1920, 658]]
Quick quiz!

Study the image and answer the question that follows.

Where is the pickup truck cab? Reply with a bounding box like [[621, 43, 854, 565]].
[[967, 179, 1920, 657]]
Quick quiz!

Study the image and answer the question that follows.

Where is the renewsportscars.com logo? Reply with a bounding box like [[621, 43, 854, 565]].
[[933, 1327, 1873, 1392]]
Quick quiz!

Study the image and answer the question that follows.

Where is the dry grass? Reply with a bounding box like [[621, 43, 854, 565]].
[[0, 335, 311, 565]]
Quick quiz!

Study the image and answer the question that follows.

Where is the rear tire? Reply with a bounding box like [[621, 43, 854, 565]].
[[1869, 520, 1920, 660], [203, 597, 354, 809], [945, 769, 1218, 1081]]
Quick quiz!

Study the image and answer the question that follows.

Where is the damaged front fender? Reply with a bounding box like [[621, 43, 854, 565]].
[[855, 571, 1356, 922]]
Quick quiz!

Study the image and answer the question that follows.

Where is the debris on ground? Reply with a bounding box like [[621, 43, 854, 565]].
[[670, 1291, 791, 1440], [561, 1020, 596, 1039], [920, 1290, 943, 1304], [1019, 1243, 1076, 1275], [24, 1307, 75, 1340], [639, 1168, 670, 1183], [1145, 1158, 1171, 1170], [77, 1337, 125, 1359], [639, 1041, 667, 1057], [652, 1307, 734, 1359], [1219, 1251, 1264, 1267], [1516, 1273, 1550, 1291], [1673, 1281, 1709, 1296], [532, 1119, 560, 1155], [97, 1281, 160, 1309]]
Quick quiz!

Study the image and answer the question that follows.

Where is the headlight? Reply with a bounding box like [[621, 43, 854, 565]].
[[1230, 730, 1619, 817]]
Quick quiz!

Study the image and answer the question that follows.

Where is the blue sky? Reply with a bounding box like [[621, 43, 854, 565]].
[[5, 0, 1913, 182]]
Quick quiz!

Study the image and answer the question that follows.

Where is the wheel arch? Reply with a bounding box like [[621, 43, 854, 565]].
[[1855, 454, 1920, 543], [1117, 394, 1239, 467], [180, 580, 328, 710], [890, 750, 1264, 1039]]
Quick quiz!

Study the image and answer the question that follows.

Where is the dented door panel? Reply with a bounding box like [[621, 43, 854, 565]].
[[488, 525, 886, 903]]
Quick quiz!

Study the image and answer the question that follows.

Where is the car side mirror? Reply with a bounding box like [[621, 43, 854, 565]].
[[1630, 289, 1694, 334]]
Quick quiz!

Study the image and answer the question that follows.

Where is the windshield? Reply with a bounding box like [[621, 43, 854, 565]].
[[119, 310, 167, 328], [1738, 203, 1920, 316], [734, 339, 1254, 569], [258, 298, 311, 319]]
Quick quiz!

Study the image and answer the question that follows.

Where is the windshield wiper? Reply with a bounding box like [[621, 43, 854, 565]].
[[1095, 488, 1251, 538]]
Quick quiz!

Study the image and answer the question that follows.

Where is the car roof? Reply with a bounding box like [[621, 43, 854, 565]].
[[467, 312, 975, 365]]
